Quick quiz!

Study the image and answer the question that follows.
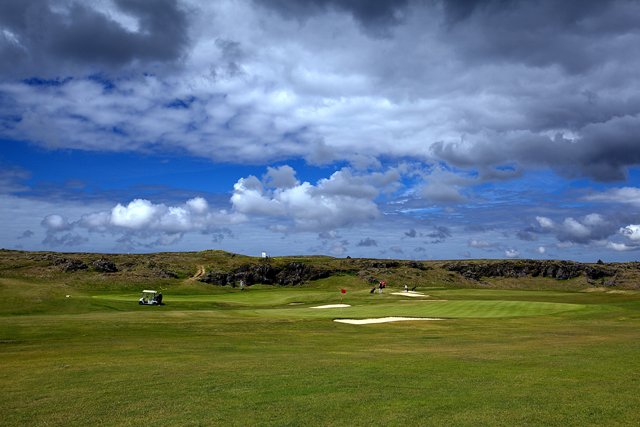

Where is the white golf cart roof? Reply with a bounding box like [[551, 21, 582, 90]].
[[142, 290, 158, 294]]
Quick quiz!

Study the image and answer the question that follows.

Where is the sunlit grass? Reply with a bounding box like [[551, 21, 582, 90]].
[[2, 250, 640, 426]]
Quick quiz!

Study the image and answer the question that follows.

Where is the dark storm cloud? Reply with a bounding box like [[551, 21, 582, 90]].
[[253, 0, 410, 29], [516, 226, 540, 241], [433, 115, 640, 182], [404, 228, 417, 238], [211, 38, 248, 81], [464, 224, 485, 233], [442, 0, 510, 23], [42, 232, 87, 247], [0, 0, 190, 77], [17, 230, 34, 239], [444, 0, 637, 74], [427, 225, 451, 243], [429, 0, 640, 183], [318, 231, 340, 239], [42, 233, 89, 248], [444, 0, 614, 25], [389, 245, 404, 254], [202, 227, 235, 243], [356, 237, 378, 247]]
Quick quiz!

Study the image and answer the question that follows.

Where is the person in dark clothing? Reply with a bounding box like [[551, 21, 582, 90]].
[[157, 293, 163, 304]]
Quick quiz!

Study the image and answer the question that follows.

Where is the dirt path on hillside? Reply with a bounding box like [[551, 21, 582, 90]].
[[193, 265, 205, 279], [184, 265, 205, 284]]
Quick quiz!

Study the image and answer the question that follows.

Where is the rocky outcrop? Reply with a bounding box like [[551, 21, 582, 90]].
[[444, 260, 616, 281], [356, 271, 380, 284], [153, 269, 178, 279], [92, 258, 118, 273], [198, 262, 334, 287], [583, 265, 616, 280], [53, 258, 88, 272], [361, 261, 401, 269], [407, 261, 431, 271], [356, 261, 431, 271]]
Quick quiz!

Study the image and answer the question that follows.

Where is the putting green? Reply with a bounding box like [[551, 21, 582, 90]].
[[253, 299, 589, 319]]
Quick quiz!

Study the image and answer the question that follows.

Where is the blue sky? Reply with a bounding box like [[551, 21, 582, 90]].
[[1, 0, 640, 261]]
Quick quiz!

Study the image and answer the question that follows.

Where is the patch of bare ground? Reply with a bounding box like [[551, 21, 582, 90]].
[[185, 265, 205, 283]]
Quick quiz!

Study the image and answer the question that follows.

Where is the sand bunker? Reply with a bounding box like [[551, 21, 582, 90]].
[[391, 292, 430, 297], [334, 317, 445, 324], [311, 304, 351, 309]]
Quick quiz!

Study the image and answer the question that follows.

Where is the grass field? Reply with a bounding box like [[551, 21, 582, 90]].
[[2, 252, 640, 426]]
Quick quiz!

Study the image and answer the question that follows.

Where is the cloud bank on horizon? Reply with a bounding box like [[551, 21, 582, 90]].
[[1, 0, 640, 261]]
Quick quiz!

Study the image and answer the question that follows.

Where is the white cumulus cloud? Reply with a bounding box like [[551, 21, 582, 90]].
[[231, 167, 383, 232], [606, 242, 640, 252], [620, 225, 640, 241], [42, 197, 248, 248], [468, 239, 491, 248], [505, 249, 520, 258], [536, 214, 616, 244], [584, 187, 640, 207], [41, 214, 73, 233]]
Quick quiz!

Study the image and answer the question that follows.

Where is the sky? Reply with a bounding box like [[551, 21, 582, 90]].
[[1, 0, 640, 262]]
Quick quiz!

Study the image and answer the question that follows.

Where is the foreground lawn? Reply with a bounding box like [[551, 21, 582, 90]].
[[2, 283, 640, 426]]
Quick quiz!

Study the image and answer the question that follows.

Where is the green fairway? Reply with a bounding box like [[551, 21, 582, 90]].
[[89, 289, 599, 320], [3, 258, 640, 426]]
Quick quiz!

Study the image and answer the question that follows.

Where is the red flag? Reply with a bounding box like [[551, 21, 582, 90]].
[[341, 289, 346, 293]]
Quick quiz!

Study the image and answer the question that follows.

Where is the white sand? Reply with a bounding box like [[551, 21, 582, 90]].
[[334, 317, 445, 324], [390, 292, 430, 297], [310, 304, 351, 309]]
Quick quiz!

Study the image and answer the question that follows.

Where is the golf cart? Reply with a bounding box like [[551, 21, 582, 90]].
[[139, 290, 164, 305]]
